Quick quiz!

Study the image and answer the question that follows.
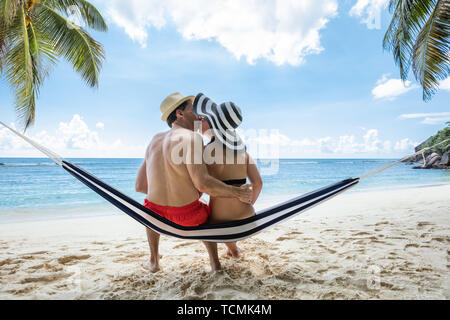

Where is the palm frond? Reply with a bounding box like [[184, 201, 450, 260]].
[[412, 0, 450, 101], [0, 20, 6, 71], [383, 0, 415, 79], [383, 0, 436, 80], [4, 6, 38, 129], [42, 0, 107, 31], [38, 4, 105, 87], [0, 0, 23, 24]]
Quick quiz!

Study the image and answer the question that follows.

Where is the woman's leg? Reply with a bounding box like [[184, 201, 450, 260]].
[[225, 242, 241, 258]]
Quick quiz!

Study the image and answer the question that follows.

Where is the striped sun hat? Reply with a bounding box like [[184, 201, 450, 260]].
[[193, 93, 245, 151]]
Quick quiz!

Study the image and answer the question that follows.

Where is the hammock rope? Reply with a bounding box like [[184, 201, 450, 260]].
[[358, 138, 450, 181], [1, 120, 448, 242]]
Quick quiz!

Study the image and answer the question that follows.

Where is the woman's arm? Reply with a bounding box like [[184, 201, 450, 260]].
[[247, 154, 263, 205]]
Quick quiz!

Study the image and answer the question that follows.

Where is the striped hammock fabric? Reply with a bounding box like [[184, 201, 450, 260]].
[[62, 160, 359, 242]]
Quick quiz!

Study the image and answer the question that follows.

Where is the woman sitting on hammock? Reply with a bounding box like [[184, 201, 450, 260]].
[[194, 94, 263, 269]]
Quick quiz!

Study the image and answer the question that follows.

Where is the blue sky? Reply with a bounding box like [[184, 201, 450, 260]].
[[0, 0, 449, 158]]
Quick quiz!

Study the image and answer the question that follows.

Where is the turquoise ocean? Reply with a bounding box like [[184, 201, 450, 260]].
[[0, 158, 449, 223]]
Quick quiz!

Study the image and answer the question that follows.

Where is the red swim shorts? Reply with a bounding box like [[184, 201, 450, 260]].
[[144, 199, 210, 227]]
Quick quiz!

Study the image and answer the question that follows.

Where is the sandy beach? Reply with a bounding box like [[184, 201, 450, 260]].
[[0, 184, 449, 300]]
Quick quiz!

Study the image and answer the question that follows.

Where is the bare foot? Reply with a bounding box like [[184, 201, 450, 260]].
[[226, 245, 241, 259], [210, 260, 222, 272], [142, 259, 160, 273]]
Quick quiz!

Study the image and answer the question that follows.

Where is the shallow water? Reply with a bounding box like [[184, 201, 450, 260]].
[[0, 157, 449, 221]]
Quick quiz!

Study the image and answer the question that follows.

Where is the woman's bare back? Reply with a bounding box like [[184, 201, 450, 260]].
[[207, 151, 255, 223]]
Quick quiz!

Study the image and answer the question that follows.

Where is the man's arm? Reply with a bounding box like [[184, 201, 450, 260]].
[[185, 133, 252, 203], [135, 159, 148, 194], [187, 161, 252, 203]]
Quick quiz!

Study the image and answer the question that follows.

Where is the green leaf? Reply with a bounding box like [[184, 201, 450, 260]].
[[42, 0, 107, 31], [412, 0, 450, 101], [38, 4, 105, 87], [4, 5, 37, 128]]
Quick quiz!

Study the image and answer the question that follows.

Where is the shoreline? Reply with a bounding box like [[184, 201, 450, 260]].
[[0, 184, 449, 299], [1, 181, 449, 224]]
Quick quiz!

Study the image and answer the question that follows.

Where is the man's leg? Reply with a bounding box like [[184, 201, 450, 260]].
[[143, 228, 161, 272], [203, 241, 221, 271]]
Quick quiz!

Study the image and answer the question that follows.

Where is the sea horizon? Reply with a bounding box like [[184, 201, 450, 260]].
[[1, 157, 449, 224]]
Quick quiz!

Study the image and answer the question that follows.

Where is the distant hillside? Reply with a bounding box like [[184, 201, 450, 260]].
[[415, 126, 450, 156]]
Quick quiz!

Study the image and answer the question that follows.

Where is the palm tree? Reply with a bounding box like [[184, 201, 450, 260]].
[[383, 0, 449, 101], [0, 0, 107, 130]]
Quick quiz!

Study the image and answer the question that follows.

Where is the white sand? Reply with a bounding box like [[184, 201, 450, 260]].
[[0, 184, 449, 300]]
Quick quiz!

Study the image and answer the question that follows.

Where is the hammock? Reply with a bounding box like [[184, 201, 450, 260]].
[[1, 121, 448, 242]]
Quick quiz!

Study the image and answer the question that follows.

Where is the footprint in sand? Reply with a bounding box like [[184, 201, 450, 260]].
[[417, 221, 433, 228], [258, 253, 270, 261], [276, 231, 304, 241], [28, 264, 45, 271], [305, 259, 320, 263], [57, 255, 91, 265], [275, 236, 292, 241], [20, 272, 72, 284], [353, 232, 372, 236], [173, 241, 197, 249], [0, 258, 16, 267]]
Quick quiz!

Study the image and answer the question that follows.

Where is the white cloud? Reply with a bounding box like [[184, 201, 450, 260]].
[[349, 0, 388, 29], [0, 115, 145, 158], [399, 112, 450, 125], [372, 75, 418, 100], [0, 123, 32, 152], [440, 77, 450, 91], [58, 115, 101, 150], [96, 122, 105, 130], [1, 119, 419, 159], [394, 138, 417, 152], [99, 0, 338, 66], [421, 117, 450, 125], [240, 128, 416, 157]]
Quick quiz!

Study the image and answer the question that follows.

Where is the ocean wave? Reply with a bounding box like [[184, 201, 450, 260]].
[[0, 163, 57, 167]]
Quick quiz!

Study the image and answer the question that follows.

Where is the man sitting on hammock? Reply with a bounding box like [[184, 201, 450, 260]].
[[135, 92, 253, 272]]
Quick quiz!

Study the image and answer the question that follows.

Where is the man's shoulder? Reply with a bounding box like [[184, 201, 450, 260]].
[[171, 128, 202, 142], [149, 131, 169, 144]]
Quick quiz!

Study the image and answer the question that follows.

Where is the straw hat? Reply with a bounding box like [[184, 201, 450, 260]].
[[160, 92, 195, 121], [193, 93, 245, 151]]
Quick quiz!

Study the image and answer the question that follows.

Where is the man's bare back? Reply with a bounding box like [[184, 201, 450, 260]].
[[145, 126, 201, 206]]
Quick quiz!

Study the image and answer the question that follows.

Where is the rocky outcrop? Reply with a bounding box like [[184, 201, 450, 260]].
[[426, 153, 441, 167], [439, 152, 450, 166], [412, 151, 450, 169], [403, 125, 449, 169]]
